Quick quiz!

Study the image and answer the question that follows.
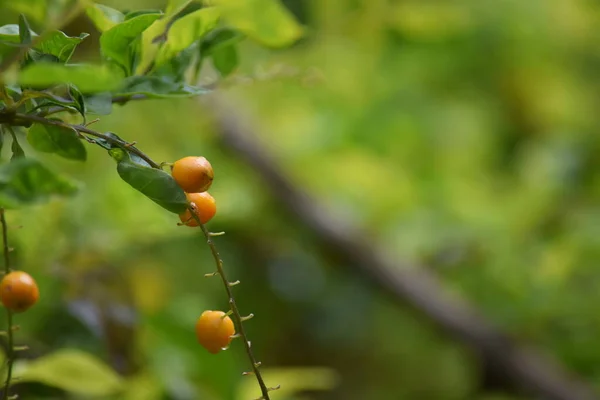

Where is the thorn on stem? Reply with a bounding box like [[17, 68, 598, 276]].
[[204, 272, 219, 278], [241, 313, 254, 322], [242, 371, 255, 376], [228, 280, 240, 287], [10, 325, 20, 331], [208, 231, 225, 237], [268, 385, 281, 392], [254, 361, 262, 368], [230, 333, 241, 339], [13, 345, 28, 352]]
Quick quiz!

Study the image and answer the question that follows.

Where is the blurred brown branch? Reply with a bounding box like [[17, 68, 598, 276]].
[[206, 98, 598, 400]]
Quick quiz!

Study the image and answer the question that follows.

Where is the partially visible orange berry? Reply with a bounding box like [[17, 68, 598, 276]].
[[171, 156, 214, 193], [179, 192, 216, 226], [195, 310, 235, 354], [0, 271, 39, 313]]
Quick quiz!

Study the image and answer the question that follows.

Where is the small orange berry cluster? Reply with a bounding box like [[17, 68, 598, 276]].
[[171, 157, 235, 354], [0, 271, 39, 313], [171, 156, 217, 226]]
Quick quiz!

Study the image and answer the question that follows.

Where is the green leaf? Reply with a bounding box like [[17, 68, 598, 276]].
[[27, 121, 87, 161], [18, 63, 121, 92], [16, 349, 123, 396], [0, 158, 78, 208], [9, 130, 25, 160], [115, 75, 209, 99], [211, 42, 238, 76], [212, 0, 303, 47], [124, 9, 163, 20], [109, 148, 187, 214], [18, 14, 33, 44], [134, 0, 193, 75], [154, 7, 220, 68], [201, 28, 244, 55], [166, 0, 193, 15], [0, 24, 33, 58], [35, 30, 89, 63], [85, 3, 125, 32], [84, 92, 112, 115], [69, 85, 86, 118], [100, 13, 162, 73]]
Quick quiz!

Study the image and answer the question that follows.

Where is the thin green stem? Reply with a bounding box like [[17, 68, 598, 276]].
[[11, 113, 160, 169], [0, 209, 14, 400]]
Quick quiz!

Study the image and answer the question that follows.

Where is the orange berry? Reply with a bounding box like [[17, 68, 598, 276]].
[[179, 192, 216, 226], [171, 156, 214, 193], [195, 310, 235, 354], [0, 271, 39, 313]]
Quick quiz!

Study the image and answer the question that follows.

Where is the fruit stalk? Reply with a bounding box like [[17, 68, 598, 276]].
[[0, 209, 14, 400]]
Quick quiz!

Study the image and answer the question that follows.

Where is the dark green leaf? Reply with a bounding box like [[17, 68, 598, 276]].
[[10, 131, 25, 160], [154, 7, 220, 67], [85, 3, 125, 32], [68, 85, 86, 118], [115, 75, 209, 99], [83, 92, 112, 115], [201, 28, 244, 55], [109, 148, 187, 213], [18, 14, 32, 44], [35, 30, 89, 63], [0, 158, 78, 208], [212, 0, 303, 47], [211, 43, 238, 77], [100, 13, 162, 72], [18, 63, 121, 92], [27, 121, 87, 161]]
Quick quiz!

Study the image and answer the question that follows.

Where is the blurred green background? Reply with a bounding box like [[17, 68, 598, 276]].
[[2, 0, 600, 399]]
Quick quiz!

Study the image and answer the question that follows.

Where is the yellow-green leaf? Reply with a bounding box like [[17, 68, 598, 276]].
[[212, 0, 303, 47], [85, 3, 125, 32], [16, 349, 123, 396], [18, 63, 121, 92], [154, 7, 220, 67]]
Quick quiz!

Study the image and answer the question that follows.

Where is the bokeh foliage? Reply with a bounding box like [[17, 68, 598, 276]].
[[1, 0, 600, 399]]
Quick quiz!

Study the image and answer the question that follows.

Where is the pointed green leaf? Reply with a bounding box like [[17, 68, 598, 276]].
[[109, 148, 187, 214], [18, 63, 121, 92], [9, 130, 25, 160], [18, 15, 33, 44], [16, 349, 123, 396], [100, 13, 162, 72], [135, 0, 193, 75], [154, 7, 220, 67], [85, 3, 125, 32], [212, 0, 303, 47], [0, 158, 78, 208], [211, 42, 238, 76], [28, 121, 86, 161], [36, 30, 89, 63], [201, 28, 244, 55]]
